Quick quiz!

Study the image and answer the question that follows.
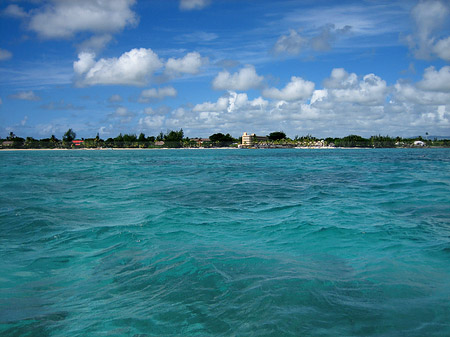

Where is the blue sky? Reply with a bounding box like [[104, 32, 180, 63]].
[[0, 0, 449, 139]]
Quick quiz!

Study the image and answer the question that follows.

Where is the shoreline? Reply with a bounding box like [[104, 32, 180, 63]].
[[0, 146, 446, 151]]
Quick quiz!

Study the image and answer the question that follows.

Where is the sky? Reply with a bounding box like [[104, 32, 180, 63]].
[[0, 0, 449, 139]]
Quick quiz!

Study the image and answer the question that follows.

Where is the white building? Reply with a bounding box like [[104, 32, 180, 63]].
[[241, 132, 268, 147]]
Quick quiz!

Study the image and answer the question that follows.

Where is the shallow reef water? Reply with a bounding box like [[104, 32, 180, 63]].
[[1, 148, 449, 336]]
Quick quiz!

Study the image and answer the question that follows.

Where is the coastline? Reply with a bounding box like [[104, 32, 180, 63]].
[[0, 146, 445, 151], [0, 147, 239, 151]]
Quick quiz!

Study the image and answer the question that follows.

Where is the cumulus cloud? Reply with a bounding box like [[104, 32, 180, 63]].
[[3, 4, 28, 18], [394, 66, 450, 106], [10, 91, 41, 101], [73, 52, 96, 75], [158, 67, 448, 138], [433, 37, 450, 61], [0, 48, 12, 61], [323, 68, 358, 88], [159, 91, 270, 135], [139, 115, 165, 129], [74, 48, 163, 86], [394, 82, 450, 106], [212, 65, 264, 91], [263, 76, 315, 101], [273, 29, 306, 55], [179, 0, 211, 11], [323, 68, 387, 105], [165, 52, 205, 76], [405, 0, 450, 60], [417, 66, 450, 92], [227, 92, 268, 113], [310, 89, 328, 104], [28, 0, 138, 39], [193, 97, 229, 112], [139, 86, 177, 103]]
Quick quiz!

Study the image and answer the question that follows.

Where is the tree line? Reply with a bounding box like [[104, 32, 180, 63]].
[[0, 129, 238, 149], [1, 129, 449, 149], [263, 132, 450, 148]]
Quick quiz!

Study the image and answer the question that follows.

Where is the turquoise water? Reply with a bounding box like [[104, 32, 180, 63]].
[[0, 149, 449, 336]]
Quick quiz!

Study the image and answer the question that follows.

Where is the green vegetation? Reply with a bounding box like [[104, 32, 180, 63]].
[[1, 129, 449, 149], [267, 131, 286, 141], [209, 133, 234, 147]]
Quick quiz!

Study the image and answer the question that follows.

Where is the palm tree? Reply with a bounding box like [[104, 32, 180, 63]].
[[63, 129, 76, 142]]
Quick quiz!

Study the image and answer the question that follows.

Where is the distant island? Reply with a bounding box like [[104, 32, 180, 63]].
[[1, 129, 449, 150]]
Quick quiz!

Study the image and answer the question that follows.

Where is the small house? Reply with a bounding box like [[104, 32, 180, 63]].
[[1, 141, 14, 148], [72, 140, 84, 146]]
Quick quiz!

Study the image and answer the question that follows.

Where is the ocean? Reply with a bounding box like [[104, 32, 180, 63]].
[[0, 148, 449, 336]]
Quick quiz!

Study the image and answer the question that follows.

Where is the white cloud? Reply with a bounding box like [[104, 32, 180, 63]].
[[179, 0, 211, 11], [310, 24, 351, 51], [310, 90, 328, 104], [227, 92, 268, 113], [28, 0, 138, 39], [417, 66, 450, 92], [77, 34, 113, 53], [323, 68, 387, 105], [139, 115, 165, 129], [406, 0, 450, 60], [115, 106, 130, 116], [10, 91, 41, 101], [74, 48, 163, 86], [273, 25, 351, 55], [394, 82, 450, 106], [159, 91, 270, 135], [108, 94, 123, 103], [158, 67, 449, 138], [386, 66, 450, 134], [0, 49, 12, 61], [111, 106, 135, 123], [212, 65, 264, 91], [193, 97, 229, 112], [115, 106, 133, 117], [3, 4, 28, 18], [273, 29, 306, 55], [73, 52, 96, 75], [139, 86, 177, 103], [165, 52, 205, 75], [323, 68, 358, 89], [263, 76, 315, 101], [433, 37, 450, 61]]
